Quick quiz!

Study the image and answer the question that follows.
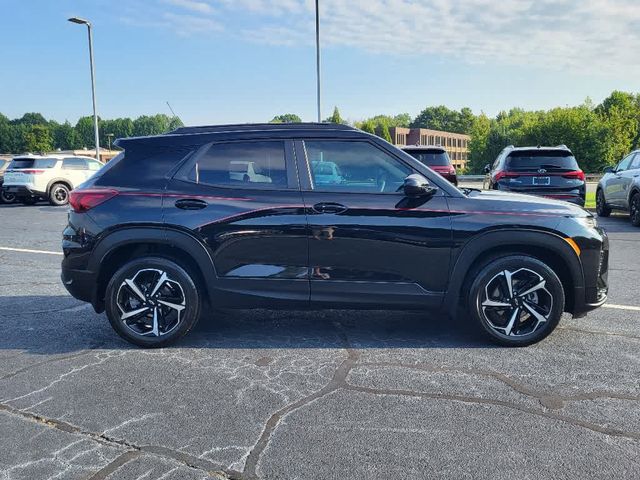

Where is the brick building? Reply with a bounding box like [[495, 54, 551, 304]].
[[389, 127, 471, 170]]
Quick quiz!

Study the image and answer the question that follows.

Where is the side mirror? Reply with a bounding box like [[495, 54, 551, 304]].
[[603, 166, 614, 174], [403, 174, 437, 198], [483, 164, 491, 174]]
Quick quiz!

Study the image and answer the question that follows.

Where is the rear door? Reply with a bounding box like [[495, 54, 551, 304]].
[[296, 138, 452, 309], [606, 153, 635, 207], [164, 139, 309, 307]]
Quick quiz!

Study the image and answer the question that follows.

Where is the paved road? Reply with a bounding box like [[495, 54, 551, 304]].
[[0, 203, 638, 480]]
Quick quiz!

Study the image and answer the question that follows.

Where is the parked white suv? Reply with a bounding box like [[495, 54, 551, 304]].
[[3, 155, 103, 206]]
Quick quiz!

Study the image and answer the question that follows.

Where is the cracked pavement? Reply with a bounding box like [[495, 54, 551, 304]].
[[0, 204, 639, 479]]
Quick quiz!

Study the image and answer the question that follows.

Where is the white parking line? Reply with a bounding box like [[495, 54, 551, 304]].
[[602, 303, 640, 312], [0, 246, 63, 256]]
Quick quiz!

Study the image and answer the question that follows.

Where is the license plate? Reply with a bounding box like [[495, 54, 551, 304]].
[[533, 176, 550, 186]]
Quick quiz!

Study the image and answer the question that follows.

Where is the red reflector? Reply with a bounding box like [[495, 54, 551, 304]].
[[69, 188, 118, 213], [562, 170, 586, 181], [21, 169, 45, 175]]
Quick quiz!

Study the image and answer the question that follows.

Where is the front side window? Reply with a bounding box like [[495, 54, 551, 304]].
[[618, 153, 636, 172], [191, 141, 287, 188], [630, 154, 640, 171], [88, 160, 103, 171], [62, 158, 88, 170], [305, 140, 411, 193]]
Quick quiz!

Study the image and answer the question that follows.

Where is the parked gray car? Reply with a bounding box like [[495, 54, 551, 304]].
[[596, 149, 640, 226]]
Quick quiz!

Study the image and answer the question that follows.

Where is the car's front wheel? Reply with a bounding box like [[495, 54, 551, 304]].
[[49, 183, 70, 206], [630, 193, 640, 227], [0, 189, 16, 204], [596, 189, 611, 217], [105, 257, 202, 347], [468, 255, 565, 346]]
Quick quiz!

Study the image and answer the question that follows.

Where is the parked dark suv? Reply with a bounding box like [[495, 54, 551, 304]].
[[62, 124, 608, 348], [485, 145, 586, 206], [401, 145, 458, 185]]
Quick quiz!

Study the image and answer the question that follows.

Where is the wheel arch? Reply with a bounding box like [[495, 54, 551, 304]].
[[88, 226, 216, 312], [46, 178, 73, 193], [445, 229, 584, 314]]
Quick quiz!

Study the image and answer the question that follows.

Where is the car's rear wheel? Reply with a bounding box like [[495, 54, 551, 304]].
[[596, 189, 611, 217], [49, 183, 70, 206], [467, 255, 565, 346], [630, 193, 640, 227], [0, 189, 16, 204], [105, 257, 202, 347]]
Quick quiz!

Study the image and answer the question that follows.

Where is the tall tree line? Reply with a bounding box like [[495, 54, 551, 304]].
[[0, 113, 183, 154], [272, 91, 640, 173]]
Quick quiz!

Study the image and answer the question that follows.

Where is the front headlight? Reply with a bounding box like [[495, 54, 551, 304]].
[[577, 216, 598, 230]]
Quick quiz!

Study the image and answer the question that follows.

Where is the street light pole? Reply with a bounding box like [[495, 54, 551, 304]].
[[68, 17, 100, 162], [315, 0, 321, 122]]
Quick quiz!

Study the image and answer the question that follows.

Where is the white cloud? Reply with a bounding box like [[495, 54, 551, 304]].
[[216, 0, 640, 75], [162, 12, 222, 35], [163, 0, 215, 14]]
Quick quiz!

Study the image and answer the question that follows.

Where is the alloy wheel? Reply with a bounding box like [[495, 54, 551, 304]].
[[480, 268, 553, 337], [53, 186, 68, 204], [631, 195, 640, 225], [0, 190, 15, 203], [116, 268, 186, 337]]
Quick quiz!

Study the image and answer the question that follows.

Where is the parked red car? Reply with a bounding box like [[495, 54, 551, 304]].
[[401, 146, 458, 186]]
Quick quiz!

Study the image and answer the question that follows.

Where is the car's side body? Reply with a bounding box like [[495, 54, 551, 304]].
[[3, 154, 103, 204], [486, 145, 586, 206], [62, 124, 608, 330]]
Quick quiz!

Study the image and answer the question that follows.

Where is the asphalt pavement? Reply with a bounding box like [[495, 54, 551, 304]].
[[0, 202, 638, 480]]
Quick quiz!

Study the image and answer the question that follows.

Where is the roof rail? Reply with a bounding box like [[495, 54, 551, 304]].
[[556, 144, 568, 149], [170, 122, 356, 135]]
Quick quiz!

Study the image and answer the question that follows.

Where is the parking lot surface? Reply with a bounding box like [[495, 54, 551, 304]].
[[0, 203, 639, 479]]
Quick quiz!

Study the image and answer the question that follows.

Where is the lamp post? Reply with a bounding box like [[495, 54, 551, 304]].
[[106, 133, 114, 152], [315, 0, 321, 122], [68, 17, 100, 162]]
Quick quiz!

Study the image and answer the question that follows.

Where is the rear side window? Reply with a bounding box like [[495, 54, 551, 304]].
[[404, 150, 450, 166], [62, 158, 89, 170], [190, 141, 287, 188], [9, 158, 57, 169], [506, 151, 578, 172]]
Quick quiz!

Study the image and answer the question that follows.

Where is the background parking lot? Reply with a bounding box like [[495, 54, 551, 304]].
[[0, 203, 639, 479]]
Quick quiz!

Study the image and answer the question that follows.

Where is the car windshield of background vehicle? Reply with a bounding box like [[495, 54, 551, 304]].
[[189, 141, 287, 188], [506, 151, 579, 172], [405, 150, 450, 166], [305, 140, 411, 193], [8, 158, 57, 169]]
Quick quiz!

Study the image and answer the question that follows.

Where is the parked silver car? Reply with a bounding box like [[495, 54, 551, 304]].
[[596, 149, 640, 226]]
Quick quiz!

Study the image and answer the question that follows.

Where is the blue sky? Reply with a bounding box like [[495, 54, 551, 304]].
[[1, 0, 639, 125]]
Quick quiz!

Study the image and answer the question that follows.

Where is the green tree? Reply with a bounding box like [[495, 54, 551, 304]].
[[377, 122, 392, 143], [52, 121, 77, 150], [270, 114, 302, 123], [23, 124, 53, 153], [359, 119, 377, 134], [325, 106, 344, 124], [75, 116, 96, 149], [411, 105, 473, 134]]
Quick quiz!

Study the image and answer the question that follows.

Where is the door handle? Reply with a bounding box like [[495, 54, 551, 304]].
[[312, 202, 348, 214], [175, 198, 208, 210]]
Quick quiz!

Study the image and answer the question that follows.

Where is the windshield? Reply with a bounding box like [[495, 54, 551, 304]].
[[506, 151, 578, 172], [8, 158, 57, 169], [405, 150, 450, 166]]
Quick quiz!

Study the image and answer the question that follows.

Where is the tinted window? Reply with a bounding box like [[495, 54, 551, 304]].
[[88, 160, 103, 171], [9, 158, 57, 169], [305, 141, 411, 193], [630, 154, 640, 170], [506, 151, 579, 172], [192, 141, 287, 188], [617, 153, 635, 172], [404, 149, 450, 166], [62, 158, 89, 170]]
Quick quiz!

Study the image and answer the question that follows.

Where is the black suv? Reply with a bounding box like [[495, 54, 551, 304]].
[[485, 145, 586, 206], [62, 124, 608, 348]]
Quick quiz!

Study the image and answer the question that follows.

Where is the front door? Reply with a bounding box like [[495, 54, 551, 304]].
[[164, 139, 309, 307], [607, 153, 636, 207], [296, 139, 452, 309]]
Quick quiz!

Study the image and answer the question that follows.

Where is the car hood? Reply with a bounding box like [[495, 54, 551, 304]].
[[466, 189, 591, 218]]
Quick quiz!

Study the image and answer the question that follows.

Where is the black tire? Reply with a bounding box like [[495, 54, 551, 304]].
[[0, 189, 16, 204], [105, 257, 202, 348], [49, 183, 70, 206], [20, 196, 37, 206], [596, 189, 611, 217], [467, 255, 565, 347], [630, 192, 640, 227]]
